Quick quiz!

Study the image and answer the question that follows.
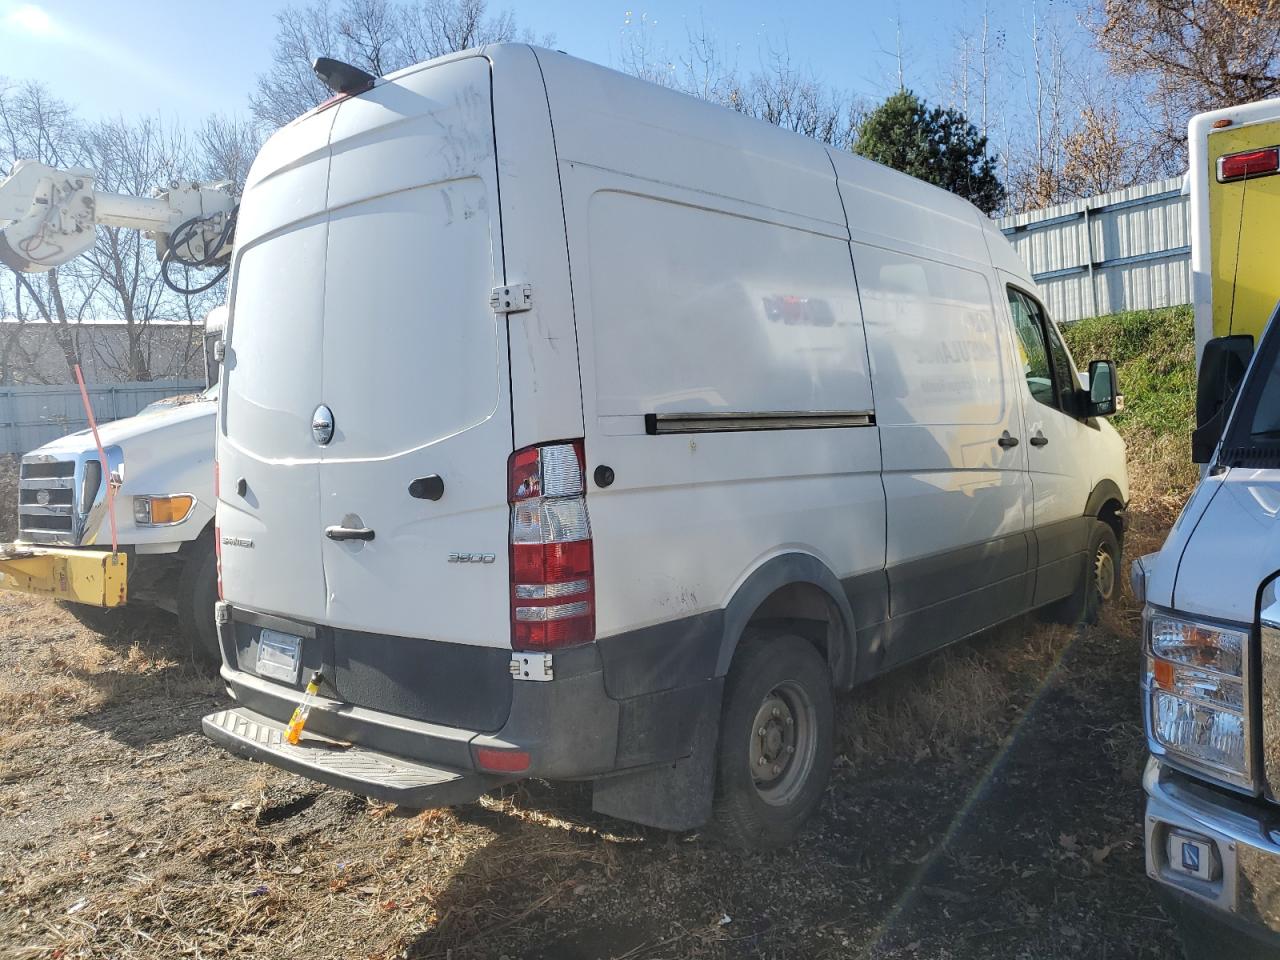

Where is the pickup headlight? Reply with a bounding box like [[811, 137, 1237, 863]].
[[133, 494, 195, 526], [1146, 608, 1254, 790]]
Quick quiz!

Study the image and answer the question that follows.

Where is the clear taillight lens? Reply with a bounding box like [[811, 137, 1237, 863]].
[[508, 440, 594, 651]]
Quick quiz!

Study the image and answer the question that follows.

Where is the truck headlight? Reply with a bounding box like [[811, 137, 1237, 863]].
[[133, 494, 195, 526], [1146, 609, 1253, 789]]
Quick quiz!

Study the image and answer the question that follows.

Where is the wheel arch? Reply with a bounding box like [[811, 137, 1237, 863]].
[[1085, 479, 1126, 547], [716, 553, 856, 690]]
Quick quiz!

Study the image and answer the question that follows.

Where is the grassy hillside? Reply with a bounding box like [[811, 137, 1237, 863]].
[[1063, 304, 1198, 557], [1064, 304, 1196, 441]]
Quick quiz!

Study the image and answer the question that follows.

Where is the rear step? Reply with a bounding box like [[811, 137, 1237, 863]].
[[202, 707, 507, 808]]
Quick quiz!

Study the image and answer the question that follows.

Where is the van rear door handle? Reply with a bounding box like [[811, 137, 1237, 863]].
[[325, 525, 375, 542], [1029, 432, 1049, 447], [997, 431, 1019, 448]]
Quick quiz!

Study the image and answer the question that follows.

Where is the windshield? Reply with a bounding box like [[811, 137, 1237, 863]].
[[1221, 301, 1280, 459]]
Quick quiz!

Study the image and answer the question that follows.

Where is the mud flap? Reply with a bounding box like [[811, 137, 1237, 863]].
[[591, 679, 723, 831]]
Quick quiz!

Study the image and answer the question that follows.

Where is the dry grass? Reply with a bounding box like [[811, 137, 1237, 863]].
[[0, 311, 1200, 958]]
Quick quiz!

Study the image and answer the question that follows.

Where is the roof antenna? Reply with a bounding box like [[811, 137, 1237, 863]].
[[312, 57, 376, 95]]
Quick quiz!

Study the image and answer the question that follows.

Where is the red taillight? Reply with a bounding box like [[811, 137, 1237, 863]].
[[474, 746, 531, 773], [1218, 147, 1279, 182], [508, 440, 594, 651]]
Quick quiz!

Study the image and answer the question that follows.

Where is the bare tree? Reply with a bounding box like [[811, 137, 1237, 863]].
[[196, 114, 264, 195], [1088, 0, 1280, 163], [76, 115, 197, 380], [618, 22, 862, 151], [1004, 3, 1076, 211], [0, 79, 90, 379], [250, 0, 352, 129], [947, 1, 1002, 141], [400, 0, 526, 63], [250, 0, 544, 129]]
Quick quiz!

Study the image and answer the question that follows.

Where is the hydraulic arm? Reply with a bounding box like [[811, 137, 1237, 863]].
[[0, 159, 237, 292]]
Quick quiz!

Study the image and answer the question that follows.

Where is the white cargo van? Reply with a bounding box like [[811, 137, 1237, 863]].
[[203, 45, 1128, 847]]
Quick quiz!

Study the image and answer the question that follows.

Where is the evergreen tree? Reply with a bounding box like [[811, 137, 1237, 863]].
[[853, 90, 1006, 215]]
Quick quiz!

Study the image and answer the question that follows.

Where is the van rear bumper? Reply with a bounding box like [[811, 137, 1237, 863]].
[[1144, 757, 1280, 948], [208, 604, 720, 797], [203, 705, 509, 807]]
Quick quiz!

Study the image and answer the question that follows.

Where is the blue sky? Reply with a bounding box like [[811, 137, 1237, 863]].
[[0, 0, 1098, 125]]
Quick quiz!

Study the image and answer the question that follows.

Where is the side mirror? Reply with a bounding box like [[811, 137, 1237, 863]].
[[1192, 334, 1254, 462], [1085, 359, 1121, 417]]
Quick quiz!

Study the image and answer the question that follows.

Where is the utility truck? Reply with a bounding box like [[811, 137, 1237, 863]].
[[0, 160, 236, 658], [1135, 97, 1280, 955]]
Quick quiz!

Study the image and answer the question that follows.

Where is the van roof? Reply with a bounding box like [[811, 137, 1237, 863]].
[[487, 44, 1020, 278]]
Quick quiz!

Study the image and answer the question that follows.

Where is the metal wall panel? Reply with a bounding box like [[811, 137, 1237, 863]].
[[999, 177, 1191, 323], [0, 380, 205, 455]]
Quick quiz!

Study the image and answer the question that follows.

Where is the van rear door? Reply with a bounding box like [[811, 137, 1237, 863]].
[[316, 57, 513, 648], [218, 108, 339, 622]]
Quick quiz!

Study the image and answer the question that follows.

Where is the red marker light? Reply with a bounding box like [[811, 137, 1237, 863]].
[[1218, 147, 1280, 182]]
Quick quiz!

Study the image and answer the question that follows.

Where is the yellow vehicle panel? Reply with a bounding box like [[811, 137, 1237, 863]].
[[1208, 120, 1280, 342], [0, 546, 127, 607]]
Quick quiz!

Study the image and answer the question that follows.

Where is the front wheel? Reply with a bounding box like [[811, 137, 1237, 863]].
[[176, 531, 220, 663], [712, 631, 834, 850], [1043, 519, 1120, 626]]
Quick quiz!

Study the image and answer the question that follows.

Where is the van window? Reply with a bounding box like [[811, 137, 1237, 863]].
[[1006, 289, 1055, 409], [1007, 287, 1078, 416], [1043, 316, 1079, 415]]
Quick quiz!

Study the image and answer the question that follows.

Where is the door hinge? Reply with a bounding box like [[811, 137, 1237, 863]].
[[510, 652, 554, 681], [490, 284, 532, 314]]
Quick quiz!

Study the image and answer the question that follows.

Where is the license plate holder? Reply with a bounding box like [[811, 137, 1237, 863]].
[[256, 629, 302, 684], [1167, 830, 1216, 883]]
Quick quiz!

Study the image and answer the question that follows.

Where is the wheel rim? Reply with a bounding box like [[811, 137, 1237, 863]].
[[1094, 543, 1116, 602], [748, 680, 818, 807]]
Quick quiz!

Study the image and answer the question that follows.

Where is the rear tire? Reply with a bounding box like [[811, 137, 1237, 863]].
[[1044, 519, 1120, 626], [712, 631, 834, 851], [176, 532, 220, 663]]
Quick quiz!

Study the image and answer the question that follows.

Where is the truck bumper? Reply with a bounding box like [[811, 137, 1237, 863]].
[[203, 603, 721, 825], [0, 544, 127, 607], [1144, 756, 1280, 949]]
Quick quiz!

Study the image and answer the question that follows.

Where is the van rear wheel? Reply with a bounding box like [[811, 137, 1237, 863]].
[[712, 631, 833, 850]]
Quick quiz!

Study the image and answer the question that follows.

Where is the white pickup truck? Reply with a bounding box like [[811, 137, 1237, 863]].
[[4, 313, 223, 658]]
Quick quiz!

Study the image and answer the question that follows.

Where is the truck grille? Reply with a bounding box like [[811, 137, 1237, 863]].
[[18, 457, 79, 544]]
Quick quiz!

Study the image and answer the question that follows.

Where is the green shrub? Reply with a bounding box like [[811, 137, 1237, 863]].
[[1063, 305, 1196, 440], [1062, 304, 1199, 531]]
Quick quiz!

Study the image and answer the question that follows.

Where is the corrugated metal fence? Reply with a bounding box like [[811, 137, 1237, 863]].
[[0, 380, 205, 455], [998, 177, 1190, 324]]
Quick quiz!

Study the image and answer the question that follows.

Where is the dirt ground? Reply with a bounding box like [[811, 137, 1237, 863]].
[[0, 507, 1183, 959]]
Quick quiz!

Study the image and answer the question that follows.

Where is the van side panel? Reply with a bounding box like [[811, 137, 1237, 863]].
[[822, 144, 1037, 665], [534, 51, 886, 674], [854, 244, 1031, 663]]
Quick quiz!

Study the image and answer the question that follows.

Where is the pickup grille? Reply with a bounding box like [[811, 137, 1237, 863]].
[[18, 457, 78, 544]]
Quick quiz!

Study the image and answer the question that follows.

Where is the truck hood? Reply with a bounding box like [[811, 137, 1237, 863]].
[[30, 397, 215, 456], [1153, 468, 1280, 623]]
